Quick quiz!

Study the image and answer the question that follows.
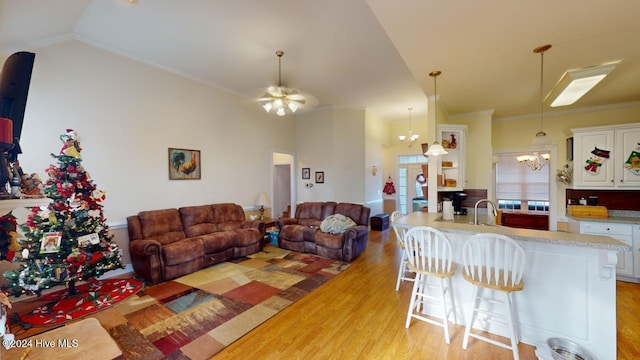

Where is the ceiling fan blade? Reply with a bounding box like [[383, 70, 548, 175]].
[[286, 93, 305, 102]]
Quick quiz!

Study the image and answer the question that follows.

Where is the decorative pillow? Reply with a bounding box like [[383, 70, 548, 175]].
[[320, 214, 356, 234]]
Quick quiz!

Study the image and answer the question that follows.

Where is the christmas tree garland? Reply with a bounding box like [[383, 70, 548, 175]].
[[2, 129, 124, 296]]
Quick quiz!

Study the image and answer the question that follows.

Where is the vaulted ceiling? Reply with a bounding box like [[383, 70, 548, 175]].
[[2, 0, 640, 122]]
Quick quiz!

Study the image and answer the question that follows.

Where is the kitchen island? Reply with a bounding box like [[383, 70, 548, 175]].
[[393, 211, 629, 360]]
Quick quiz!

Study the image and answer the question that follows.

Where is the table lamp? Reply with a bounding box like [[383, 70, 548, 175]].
[[255, 192, 271, 221]]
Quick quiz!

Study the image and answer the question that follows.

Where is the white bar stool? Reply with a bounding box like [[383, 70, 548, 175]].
[[404, 226, 457, 344], [461, 233, 526, 360], [391, 211, 414, 291]]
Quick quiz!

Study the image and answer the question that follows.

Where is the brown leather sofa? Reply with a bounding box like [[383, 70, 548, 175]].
[[127, 203, 264, 284], [276, 202, 370, 262]]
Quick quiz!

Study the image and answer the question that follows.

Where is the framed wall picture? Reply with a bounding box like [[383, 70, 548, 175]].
[[169, 148, 201, 180], [315, 171, 325, 184], [302, 167, 310, 179]]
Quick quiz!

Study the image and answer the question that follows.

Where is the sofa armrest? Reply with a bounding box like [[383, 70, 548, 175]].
[[129, 239, 164, 284], [277, 218, 298, 230], [130, 239, 161, 256], [242, 219, 262, 229]]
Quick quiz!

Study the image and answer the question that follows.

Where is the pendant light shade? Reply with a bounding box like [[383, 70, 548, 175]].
[[425, 70, 448, 157]]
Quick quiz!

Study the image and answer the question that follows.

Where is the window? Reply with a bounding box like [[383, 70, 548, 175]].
[[496, 152, 549, 213]]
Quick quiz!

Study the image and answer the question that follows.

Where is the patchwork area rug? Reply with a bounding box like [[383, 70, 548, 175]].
[[105, 247, 350, 360]]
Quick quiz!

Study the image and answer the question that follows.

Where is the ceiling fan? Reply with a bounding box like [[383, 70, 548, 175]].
[[258, 50, 306, 116]]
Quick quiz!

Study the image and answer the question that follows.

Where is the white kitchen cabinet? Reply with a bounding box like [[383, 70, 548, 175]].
[[438, 124, 466, 191], [635, 225, 640, 279], [572, 123, 640, 189], [617, 127, 640, 187], [568, 219, 635, 278]]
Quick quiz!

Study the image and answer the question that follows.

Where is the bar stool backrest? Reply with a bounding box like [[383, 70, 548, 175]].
[[462, 233, 526, 289], [391, 211, 407, 246], [404, 226, 455, 276]]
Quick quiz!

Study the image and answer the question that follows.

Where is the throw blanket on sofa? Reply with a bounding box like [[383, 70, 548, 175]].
[[320, 214, 356, 234]]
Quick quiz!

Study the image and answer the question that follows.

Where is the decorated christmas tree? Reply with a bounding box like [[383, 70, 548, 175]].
[[3, 129, 123, 296]]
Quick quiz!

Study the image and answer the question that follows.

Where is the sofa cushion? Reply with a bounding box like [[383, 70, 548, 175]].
[[213, 203, 245, 223], [233, 228, 261, 246], [335, 203, 367, 226], [216, 221, 242, 231], [139, 209, 186, 245], [199, 232, 235, 253], [162, 237, 204, 266], [295, 202, 325, 220], [315, 231, 345, 249], [281, 224, 318, 243], [298, 218, 322, 227], [180, 205, 217, 237]]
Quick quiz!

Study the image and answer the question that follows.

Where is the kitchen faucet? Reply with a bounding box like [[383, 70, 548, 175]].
[[474, 199, 498, 225]]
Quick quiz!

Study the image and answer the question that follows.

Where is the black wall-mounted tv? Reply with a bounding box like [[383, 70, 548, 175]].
[[0, 51, 36, 162]]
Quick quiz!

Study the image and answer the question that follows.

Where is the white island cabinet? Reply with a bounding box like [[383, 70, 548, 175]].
[[393, 212, 628, 360], [568, 217, 640, 281]]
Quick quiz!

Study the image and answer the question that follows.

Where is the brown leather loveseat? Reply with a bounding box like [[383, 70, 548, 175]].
[[276, 202, 370, 262], [127, 203, 264, 284]]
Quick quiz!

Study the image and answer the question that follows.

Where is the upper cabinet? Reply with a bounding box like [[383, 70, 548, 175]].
[[572, 123, 640, 189], [438, 124, 467, 192]]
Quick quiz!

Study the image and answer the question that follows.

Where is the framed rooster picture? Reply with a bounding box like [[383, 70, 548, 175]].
[[168, 148, 201, 180]]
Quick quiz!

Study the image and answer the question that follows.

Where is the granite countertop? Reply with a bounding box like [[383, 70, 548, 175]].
[[393, 212, 630, 252]]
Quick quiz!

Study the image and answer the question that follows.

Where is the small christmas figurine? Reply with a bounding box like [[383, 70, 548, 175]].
[[449, 133, 457, 149], [584, 157, 603, 174], [383, 176, 396, 195]]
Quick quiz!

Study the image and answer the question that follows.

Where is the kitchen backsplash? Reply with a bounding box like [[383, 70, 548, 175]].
[[566, 189, 640, 212]]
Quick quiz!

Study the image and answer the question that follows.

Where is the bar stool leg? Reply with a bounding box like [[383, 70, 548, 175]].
[[503, 291, 520, 360], [395, 249, 406, 291], [438, 277, 451, 344], [405, 273, 422, 328], [462, 285, 480, 350]]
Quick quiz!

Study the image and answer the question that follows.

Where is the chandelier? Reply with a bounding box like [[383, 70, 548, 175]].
[[518, 44, 553, 171], [517, 152, 550, 171], [399, 107, 419, 146], [258, 50, 306, 116], [425, 71, 448, 156]]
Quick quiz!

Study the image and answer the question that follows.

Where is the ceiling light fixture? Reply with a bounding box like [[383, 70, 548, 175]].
[[258, 50, 306, 117], [425, 71, 448, 157], [519, 44, 553, 171], [399, 107, 419, 146], [531, 44, 553, 147], [548, 61, 620, 107], [517, 152, 550, 172]]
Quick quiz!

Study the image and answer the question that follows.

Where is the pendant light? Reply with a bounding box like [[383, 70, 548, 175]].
[[258, 50, 306, 116], [518, 44, 552, 171], [398, 107, 419, 146], [425, 71, 448, 157], [531, 44, 553, 146]]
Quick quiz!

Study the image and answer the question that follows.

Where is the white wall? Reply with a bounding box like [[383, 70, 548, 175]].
[[294, 106, 384, 214], [17, 40, 296, 224], [365, 109, 384, 215]]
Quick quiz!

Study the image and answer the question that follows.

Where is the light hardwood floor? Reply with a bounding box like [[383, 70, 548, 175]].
[[214, 229, 640, 360]]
